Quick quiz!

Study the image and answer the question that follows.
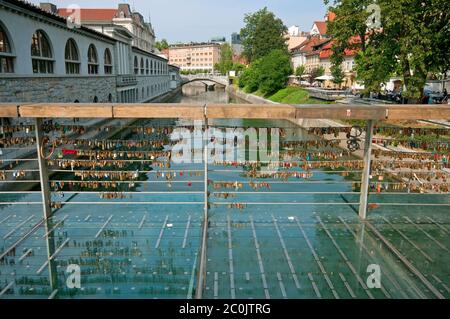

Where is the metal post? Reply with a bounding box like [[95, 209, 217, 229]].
[[195, 105, 209, 299], [35, 118, 58, 294], [35, 118, 52, 219], [358, 120, 374, 220]]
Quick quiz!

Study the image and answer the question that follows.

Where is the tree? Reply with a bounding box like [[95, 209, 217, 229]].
[[330, 45, 345, 87], [240, 7, 288, 62], [310, 66, 325, 84], [214, 43, 234, 75], [239, 60, 261, 92], [295, 65, 306, 77], [257, 49, 292, 95], [324, 0, 450, 101], [155, 39, 169, 51]]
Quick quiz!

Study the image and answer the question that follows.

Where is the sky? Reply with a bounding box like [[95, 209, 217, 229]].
[[29, 0, 328, 43]]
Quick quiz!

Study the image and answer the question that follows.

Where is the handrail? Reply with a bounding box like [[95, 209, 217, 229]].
[[1, 103, 449, 120]]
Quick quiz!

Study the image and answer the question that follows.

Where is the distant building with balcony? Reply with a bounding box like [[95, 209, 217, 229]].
[[57, 3, 156, 53], [168, 43, 221, 73], [0, 0, 177, 104]]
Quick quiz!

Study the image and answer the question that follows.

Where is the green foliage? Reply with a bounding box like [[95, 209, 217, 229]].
[[240, 7, 288, 62], [238, 50, 291, 95], [354, 41, 397, 93], [180, 69, 211, 75], [239, 61, 261, 92], [324, 0, 450, 101], [330, 47, 345, 86], [215, 43, 234, 75], [295, 65, 306, 77], [155, 39, 169, 51], [257, 49, 292, 95], [233, 63, 246, 73]]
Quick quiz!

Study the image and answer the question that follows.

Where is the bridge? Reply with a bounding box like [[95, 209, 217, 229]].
[[0, 102, 449, 300], [181, 74, 229, 87]]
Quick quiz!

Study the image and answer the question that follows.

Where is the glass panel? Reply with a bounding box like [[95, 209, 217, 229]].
[[0, 25, 11, 53], [65, 39, 78, 61], [39, 32, 51, 58], [0, 57, 14, 73], [88, 45, 97, 63], [31, 33, 40, 56]]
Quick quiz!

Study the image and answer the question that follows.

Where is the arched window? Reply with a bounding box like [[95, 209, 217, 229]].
[[65, 38, 79, 74], [141, 87, 144, 98], [31, 30, 53, 74], [150, 60, 154, 75], [0, 23, 14, 73], [134, 56, 139, 74], [87, 44, 98, 74], [140, 57, 144, 75], [108, 93, 113, 102], [145, 59, 149, 75], [104, 48, 113, 74], [93, 96, 98, 103]]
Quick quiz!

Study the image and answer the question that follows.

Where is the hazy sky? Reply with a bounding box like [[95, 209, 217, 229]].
[[30, 0, 328, 43]]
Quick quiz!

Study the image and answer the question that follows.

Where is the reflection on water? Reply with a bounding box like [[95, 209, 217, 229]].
[[0, 84, 449, 299], [171, 82, 243, 104]]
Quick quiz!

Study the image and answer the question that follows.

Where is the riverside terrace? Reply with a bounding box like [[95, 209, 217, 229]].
[[0, 102, 449, 299]]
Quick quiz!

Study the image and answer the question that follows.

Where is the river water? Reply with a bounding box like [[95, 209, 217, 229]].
[[0, 83, 448, 299]]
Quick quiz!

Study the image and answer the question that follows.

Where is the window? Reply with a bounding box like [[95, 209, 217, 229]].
[[31, 30, 53, 74], [87, 44, 98, 74], [108, 93, 113, 102], [140, 58, 144, 75], [104, 48, 113, 74], [65, 38, 79, 74], [146, 59, 149, 74], [134, 56, 139, 74], [0, 23, 14, 73]]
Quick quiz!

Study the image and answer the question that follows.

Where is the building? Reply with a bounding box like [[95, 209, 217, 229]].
[[310, 12, 335, 38], [169, 64, 181, 89], [231, 32, 243, 56], [291, 37, 330, 73], [0, 0, 177, 103], [319, 40, 358, 88], [168, 43, 221, 73], [285, 25, 309, 51], [210, 36, 226, 44], [56, 3, 156, 53]]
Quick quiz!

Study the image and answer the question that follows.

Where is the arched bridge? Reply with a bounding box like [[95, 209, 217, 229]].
[[181, 75, 228, 87]]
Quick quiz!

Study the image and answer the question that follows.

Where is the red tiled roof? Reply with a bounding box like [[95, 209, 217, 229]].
[[290, 38, 309, 52], [57, 8, 118, 21], [319, 37, 361, 60], [297, 37, 330, 53], [313, 21, 327, 35]]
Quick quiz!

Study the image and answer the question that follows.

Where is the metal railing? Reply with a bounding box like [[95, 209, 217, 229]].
[[0, 102, 449, 299]]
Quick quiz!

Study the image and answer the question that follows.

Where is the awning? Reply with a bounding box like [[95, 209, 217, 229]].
[[315, 75, 334, 81]]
